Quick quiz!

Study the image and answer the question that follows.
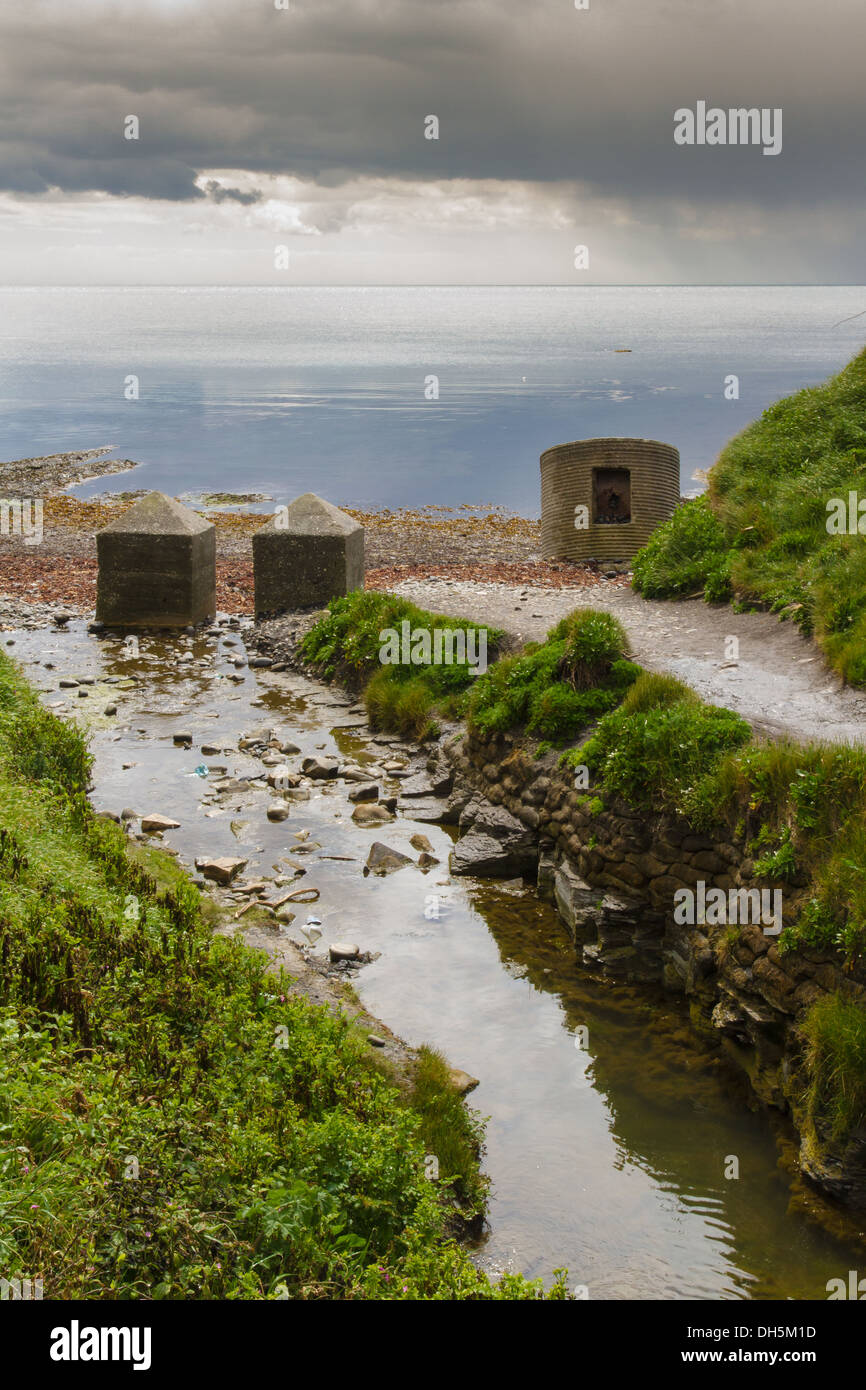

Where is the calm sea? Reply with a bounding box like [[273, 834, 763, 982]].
[[0, 285, 863, 514]]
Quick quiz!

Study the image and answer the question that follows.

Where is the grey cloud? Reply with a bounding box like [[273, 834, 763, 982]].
[[0, 0, 861, 211], [202, 180, 262, 205]]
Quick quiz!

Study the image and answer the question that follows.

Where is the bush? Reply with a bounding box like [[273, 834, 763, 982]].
[[577, 697, 752, 815], [467, 609, 637, 744], [302, 591, 501, 741], [632, 496, 731, 600]]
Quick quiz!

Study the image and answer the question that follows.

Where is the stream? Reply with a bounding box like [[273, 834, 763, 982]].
[[7, 615, 865, 1301]]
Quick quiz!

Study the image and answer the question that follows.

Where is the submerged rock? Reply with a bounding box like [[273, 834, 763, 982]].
[[364, 842, 413, 875], [352, 802, 393, 825]]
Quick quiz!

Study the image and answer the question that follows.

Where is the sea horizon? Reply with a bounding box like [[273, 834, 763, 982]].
[[1, 284, 864, 516]]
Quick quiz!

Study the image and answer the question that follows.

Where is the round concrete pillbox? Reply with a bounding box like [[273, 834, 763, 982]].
[[540, 437, 680, 563]]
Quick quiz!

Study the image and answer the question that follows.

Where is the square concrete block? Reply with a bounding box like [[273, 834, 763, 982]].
[[253, 492, 365, 616], [96, 491, 216, 627]]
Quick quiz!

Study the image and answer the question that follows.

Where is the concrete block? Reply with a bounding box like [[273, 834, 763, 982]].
[[96, 491, 216, 627], [253, 492, 364, 616]]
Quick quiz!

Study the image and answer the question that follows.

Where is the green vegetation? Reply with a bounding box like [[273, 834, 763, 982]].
[[0, 651, 565, 1300], [466, 610, 639, 744], [632, 346, 866, 683], [802, 993, 866, 1145], [559, 671, 866, 962], [571, 686, 752, 816], [632, 495, 732, 603], [301, 591, 501, 740]]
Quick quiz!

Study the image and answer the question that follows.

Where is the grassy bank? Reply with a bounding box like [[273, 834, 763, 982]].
[[301, 590, 501, 739], [632, 345, 866, 684], [0, 650, 564, 1300], [462, 611, 866, 967]]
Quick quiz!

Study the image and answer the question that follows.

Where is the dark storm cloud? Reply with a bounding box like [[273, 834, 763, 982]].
[[0, 0, 861, 206]]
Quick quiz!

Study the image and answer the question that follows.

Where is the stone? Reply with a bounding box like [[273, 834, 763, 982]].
[[400, 770, 452, 799], [266, 765, 298, 788], [367, 1034, 387, 1048], [266, 802, 290, 821], [141, 812, 181, 833], [253, 493, 365, 616], [448, 1068, 479, 1095], [365, 841, 413, 875], [58, 678, 79, 688], [352, 802, 394, 825], [417, 851, 440, 869], [301, 755, 340, 779], [329, 941, 360, 962], [95, 491, 216, 627], [195, 856, 247, 885], [410, 833, 434, 853], [173, 732, 193, 745], [451, 800, 538, 878], [348, 783, 379, 803], [341, 766, 374, 783]]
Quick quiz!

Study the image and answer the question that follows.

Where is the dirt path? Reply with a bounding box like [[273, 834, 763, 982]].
[[392, 577, 866, 748]]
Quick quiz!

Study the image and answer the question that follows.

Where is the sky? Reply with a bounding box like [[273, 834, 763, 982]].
[[0, 0, 862, 285]]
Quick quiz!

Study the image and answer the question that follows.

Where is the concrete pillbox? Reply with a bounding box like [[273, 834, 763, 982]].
[[253, 492, 365, 616], [95, 491, 216, 627]]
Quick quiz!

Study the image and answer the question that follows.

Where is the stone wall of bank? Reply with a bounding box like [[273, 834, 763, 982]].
[[437, 724, 866, 1210]]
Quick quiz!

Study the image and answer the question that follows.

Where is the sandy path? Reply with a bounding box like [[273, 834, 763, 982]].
[[392, 577, 866, 748]]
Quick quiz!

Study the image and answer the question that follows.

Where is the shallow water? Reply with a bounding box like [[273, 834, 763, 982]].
[[8, 619, 866, 1299]]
